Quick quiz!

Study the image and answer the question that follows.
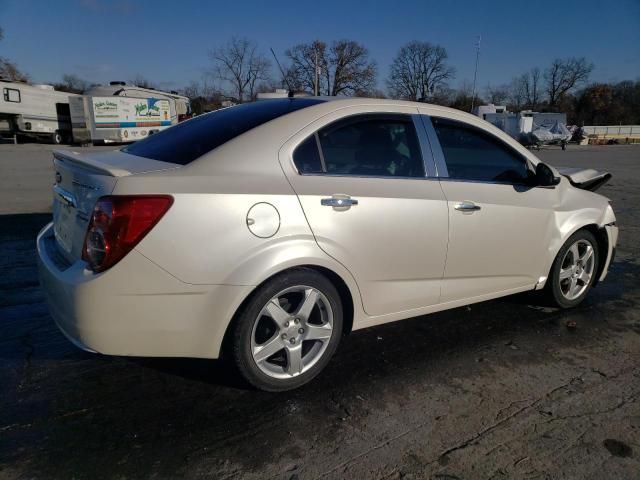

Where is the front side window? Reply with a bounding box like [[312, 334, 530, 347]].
[[293, 114, 424, 178], [3, 88, 21, 103], [432, 117, 532, 184]]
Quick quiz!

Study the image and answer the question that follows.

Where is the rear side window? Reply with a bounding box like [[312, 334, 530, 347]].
[[293, 135, 324, 174], [432, 117, 532, 184], [293, 114, 424, 178], [123, 98, 324, 165]]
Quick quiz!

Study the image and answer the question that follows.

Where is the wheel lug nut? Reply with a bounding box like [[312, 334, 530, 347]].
[[281, 333, 287, 339], [285, 321, 290, 327], [289, 338, 295, 344], [294, 318, 300, 324], [298, 328, 304, 334]]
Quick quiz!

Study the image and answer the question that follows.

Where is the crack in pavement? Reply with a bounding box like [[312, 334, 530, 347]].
[[313, 367, 637, 479], [542, 394, 637, 424], [434, 377, 580, 464]]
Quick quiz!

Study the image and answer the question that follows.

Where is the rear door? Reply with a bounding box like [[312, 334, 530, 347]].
[[280, 107, 449, 317]]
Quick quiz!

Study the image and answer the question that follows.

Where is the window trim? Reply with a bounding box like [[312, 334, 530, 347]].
[[3, 87, 21, 103], [291, 112, 436, 180], [420, 115, 448, 177], [428, 115, 536, 186]]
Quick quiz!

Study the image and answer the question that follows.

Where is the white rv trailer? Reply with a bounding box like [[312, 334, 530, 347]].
[[0, 81, 79, 143], [70, 82, 192, 144]]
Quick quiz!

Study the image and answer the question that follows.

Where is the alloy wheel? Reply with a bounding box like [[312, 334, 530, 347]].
[[250, 285, 334, 379], [559, 239, 595, 300]]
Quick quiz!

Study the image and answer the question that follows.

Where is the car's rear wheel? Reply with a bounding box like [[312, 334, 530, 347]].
[[230, 268, 343, 391], [546, 230, 599, 308]]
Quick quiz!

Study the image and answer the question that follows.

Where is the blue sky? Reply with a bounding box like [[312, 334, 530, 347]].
[[0, 0, 638, 93]]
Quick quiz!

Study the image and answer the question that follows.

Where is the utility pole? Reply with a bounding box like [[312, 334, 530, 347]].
[[470, 34, 481, 112], [314, 48, 320, 96]]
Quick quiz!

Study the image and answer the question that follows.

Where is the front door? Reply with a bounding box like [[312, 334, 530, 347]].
[[427, 116, 557, 303], [281, 111, 449, 317]]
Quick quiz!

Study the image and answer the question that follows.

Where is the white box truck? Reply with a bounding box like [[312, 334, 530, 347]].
[[70, 82, 191, 144]]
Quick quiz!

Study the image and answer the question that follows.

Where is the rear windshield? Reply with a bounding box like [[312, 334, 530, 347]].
[[122, 98, 325, 165]]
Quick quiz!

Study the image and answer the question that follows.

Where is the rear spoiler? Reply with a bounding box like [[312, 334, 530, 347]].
[[53, 149, 179, 177], [555, 167, 612, 192], [53, 150, 131, 177]]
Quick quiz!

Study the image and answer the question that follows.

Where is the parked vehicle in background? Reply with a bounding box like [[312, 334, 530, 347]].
[[0, 80, 78, 144], [476, 104, 572, 150], [37, 97, 618, 391], [69, 82, 192, 145]]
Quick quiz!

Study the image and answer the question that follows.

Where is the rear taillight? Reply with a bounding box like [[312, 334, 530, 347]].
[[82, 195, 173, 272]]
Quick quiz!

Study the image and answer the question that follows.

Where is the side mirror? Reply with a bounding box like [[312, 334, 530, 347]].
[[535, 162, 561, 187]]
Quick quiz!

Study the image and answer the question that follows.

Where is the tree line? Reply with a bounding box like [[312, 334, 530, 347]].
[[1, 29, 639, 125]]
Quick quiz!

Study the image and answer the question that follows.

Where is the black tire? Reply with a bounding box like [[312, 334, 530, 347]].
[[545, 229, 599, 308], [230, 268, 343, 392], [51, 131, 63, 145]]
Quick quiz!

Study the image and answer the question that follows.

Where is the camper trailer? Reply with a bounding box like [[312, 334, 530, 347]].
[[0, 80, 78, 143], [70, 82, 191, 144]]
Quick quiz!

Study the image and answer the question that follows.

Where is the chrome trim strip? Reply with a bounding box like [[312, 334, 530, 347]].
[[314, 132, 327, 172], [420, 115, 449, 178], [321, 197, 358, 207], [297, 172, 436, 181], [437, 177, 544, 188], [411, 113, 436, 177], [53, 185, 77, 208], [72, 180, 99, 191]]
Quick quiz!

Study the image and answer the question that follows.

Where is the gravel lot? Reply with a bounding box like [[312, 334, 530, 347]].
[[1, 143, 639, 479]]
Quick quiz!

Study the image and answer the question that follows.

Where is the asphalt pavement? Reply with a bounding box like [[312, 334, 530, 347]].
[[1, 144, 639, 479]]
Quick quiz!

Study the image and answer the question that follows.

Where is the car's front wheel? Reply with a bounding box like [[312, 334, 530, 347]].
[[230, 268, 343, 391], [546, 229, 599, 308]]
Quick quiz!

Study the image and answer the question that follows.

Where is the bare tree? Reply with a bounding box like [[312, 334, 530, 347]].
[[0, 26, 29, 82], [386, 41, 455, 101], [183, 74, 218, 100], [513, 67, 542, 109], [545, 57, 593, 107], [508, 75, 527, 110], [183, 76, 225, 114], [284, 40, 326, 93], [285, 39, 376, 96], [209, 37, 271, 103], [131, 74, 156, 89], [448, 80, 482, 112], [0, 58, 29, 82], [54, 73, 89, 93], [485, 83, 510, 105]]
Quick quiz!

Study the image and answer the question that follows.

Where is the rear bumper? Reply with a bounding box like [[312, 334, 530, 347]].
[[37, 223, 253, 358]]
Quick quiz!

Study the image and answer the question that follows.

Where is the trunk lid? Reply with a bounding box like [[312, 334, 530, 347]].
[[555, 166, 612, 192], [51, 149, 178, 263]]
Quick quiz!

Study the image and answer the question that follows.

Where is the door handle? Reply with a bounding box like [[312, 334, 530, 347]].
[[454, 201, 481, 212], [321, 195, 358, 209]]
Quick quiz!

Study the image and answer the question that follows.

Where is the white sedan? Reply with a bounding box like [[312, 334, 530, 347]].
[[37, 97, 618, 391]]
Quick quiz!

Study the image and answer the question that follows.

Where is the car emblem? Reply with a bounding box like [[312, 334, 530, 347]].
[[55, 172, 62, 184]]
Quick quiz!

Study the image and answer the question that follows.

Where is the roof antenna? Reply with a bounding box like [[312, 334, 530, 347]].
[[270, 47, 294, 98]]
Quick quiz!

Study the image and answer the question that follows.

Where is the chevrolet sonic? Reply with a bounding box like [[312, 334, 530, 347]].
[[37, 97, 618, 391]]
